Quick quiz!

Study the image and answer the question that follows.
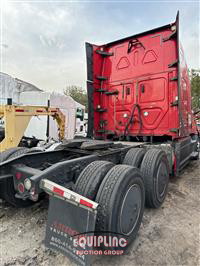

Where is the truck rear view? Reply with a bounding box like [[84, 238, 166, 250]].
[[0, 12, 199, 266], [86, 12, 197, 142]]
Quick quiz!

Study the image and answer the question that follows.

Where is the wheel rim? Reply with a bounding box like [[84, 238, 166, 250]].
[[120, 184, 142, 236], [156, 161, 168, 202]]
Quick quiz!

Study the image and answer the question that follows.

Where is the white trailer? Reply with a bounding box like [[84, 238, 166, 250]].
[[19, 91, 81, 141], [0, 72, 87, 143]]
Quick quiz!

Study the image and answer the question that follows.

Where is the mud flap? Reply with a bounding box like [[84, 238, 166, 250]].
[[41, 179, 98, 266]]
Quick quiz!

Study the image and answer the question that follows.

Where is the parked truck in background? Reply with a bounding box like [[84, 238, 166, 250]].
[[0, 12, 199, 265], [75, 109, 88, 138]]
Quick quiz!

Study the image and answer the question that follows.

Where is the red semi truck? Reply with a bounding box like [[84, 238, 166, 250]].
[[0, 12, 199, 265]]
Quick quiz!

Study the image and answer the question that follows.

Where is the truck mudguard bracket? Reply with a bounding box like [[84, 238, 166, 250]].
[[173, 136, 196, 175], [41, 179, 98, 210], [43, 179, 98, 266]]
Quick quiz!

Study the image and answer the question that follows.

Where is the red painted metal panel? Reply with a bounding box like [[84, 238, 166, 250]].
[[88, 14, 197, 140]]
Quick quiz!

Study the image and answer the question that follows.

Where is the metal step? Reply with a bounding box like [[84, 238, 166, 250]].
[[96, 89, 107, 93], [168, 59, 178, 68], [170, 100, 178, 107], [96, 76, 108, 81], [100, 120, 107, 127], [105, 90, 118, 95], [170, 76, 178, 81], [96, 129, 107, 133], [96, 50, 114, 57], [95, 108, 107, 113]]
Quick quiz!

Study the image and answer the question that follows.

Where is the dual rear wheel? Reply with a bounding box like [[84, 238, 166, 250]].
[[74, 148, 169, 250], [74, 160, 145, 249], [123, 147, 169, 208]]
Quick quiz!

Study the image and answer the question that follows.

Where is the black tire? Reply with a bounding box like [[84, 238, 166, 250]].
[[140, 148, 169, 208], [54, 144, 64, 151], [123, 148, 146, 168], [0, 147, 34, 207], [1, 177, 35, 208], [0, 147, 28, 162], [95, 165, 145, 249], [74, 161, 114, 200], [0, 147, 28, 200], [8, 148, 29, 159], [25, 147, 45, 153]]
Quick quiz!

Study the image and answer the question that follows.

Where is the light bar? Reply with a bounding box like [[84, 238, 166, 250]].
[[36, 110, 45, 113], [80, 199, 93, 208], [40, 179, 98, 210], [53, 186, 64, 196], [15, 109, 25, 112]]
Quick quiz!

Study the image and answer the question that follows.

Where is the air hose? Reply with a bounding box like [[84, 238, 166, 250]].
[[124, 104, 142, 137]]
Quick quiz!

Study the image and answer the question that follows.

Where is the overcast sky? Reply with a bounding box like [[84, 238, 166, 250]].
[[1, 0, 199, 92]]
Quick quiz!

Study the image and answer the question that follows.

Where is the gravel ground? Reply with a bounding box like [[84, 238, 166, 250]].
[[0, 160, 199, 266]]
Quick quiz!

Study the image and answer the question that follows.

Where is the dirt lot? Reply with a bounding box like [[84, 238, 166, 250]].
[[0, 160, 199, 266]]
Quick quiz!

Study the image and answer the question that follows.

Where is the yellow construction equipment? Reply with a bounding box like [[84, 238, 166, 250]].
[[0, 105, 65, 152]]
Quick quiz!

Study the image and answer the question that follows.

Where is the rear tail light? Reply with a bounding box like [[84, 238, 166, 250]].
[[15, 109, 25, 112], [16, 172, 22, 180], [18, 183, 24, 193]]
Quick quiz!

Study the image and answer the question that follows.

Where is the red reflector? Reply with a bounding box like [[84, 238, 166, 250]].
[[18, 183, 24, 193], [80, 199, 93, 208], [16, 172, 22, 180], [53, 186, 64, 196], [36, 110, 44, 113], [16, 109, 24, 112]]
